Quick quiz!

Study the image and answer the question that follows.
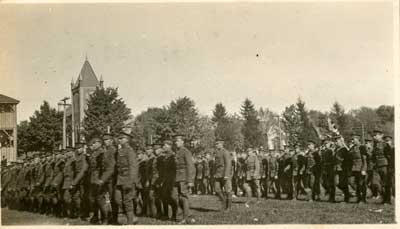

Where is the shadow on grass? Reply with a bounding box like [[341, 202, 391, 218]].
[[190, 207, 220, 212]]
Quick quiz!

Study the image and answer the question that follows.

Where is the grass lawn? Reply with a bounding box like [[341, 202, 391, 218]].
[[1, 194, 395, 225]]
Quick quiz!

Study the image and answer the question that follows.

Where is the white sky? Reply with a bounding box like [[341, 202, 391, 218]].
[[0, 2, 395, 123]]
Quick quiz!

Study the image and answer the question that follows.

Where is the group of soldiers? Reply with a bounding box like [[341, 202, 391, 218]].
[[0, 127, 395, 225]]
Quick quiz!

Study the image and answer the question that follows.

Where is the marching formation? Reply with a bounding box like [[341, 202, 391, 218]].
[[0, 127, 395, 225]]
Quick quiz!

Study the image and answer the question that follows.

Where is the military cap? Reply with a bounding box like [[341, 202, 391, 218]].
[[173, 133, 185, 140], [372, 128, 383, 134], [102, 133, 114, 140], [118, 131, 133, 139], [163, 139, 173, 145], [384, 135, 393, 140], [365, 135, 373, 142], [89, 137, 102, 144], [307, 139, 316, 145], [75, 142, 85, 149]]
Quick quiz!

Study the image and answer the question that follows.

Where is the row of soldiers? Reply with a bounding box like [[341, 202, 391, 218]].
[[1, 128, 395, 225], [190, 128, 395, 206], [1, 132, 197, 224]]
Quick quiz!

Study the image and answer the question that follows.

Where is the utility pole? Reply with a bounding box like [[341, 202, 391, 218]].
[[58, 97, 70, 150]]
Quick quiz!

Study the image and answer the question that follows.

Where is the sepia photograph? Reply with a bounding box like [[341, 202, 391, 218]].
[[0, 0, 398, 225]]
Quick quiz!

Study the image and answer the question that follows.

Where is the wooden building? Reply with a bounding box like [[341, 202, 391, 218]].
[[0, 94, 19, 163]]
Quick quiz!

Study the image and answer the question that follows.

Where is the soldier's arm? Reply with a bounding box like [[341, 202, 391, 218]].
[[100, 150, 116, 183], [223, 151, 231, 178], [72, 157, 88, 186], [185, 150, 195, 184]]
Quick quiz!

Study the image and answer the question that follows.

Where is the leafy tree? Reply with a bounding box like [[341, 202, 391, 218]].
[[240, 98, 262, 148], [83, 87, 131, 140], [197, 116, 216, 152], [167, 96, 200, 141], [329, 101, 349, 136], [376, 105, 394, 123], [17, 101, 63, 153], [282, 104, 300, 147]]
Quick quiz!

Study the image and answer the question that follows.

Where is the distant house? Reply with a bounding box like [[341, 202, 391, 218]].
[[0, 94, 19, 163], [267, 124, 287, 151]]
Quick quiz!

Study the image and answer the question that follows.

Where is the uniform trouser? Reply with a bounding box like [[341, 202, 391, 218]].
[[114, 184, 136, 224], [336, 170, 350, 202], [368, 170, 381, 197], [203, 177, 209, 195], [89, 184, 112, 223], [195, 178, 204, 194], [148, 185, 163, 218], [323, 167, 336, 202], [214, 178, 232, 210], [295, 173, 306, 197], [209, 177, 215, 194], [171, 181, 190, 220], [349, 171, 367, 202], [376, 166, 391, 203], [260, 177, 268, 197], [268, 176, 279, 198], [282, 173, 294, 199], [243, 179, 261, 201], [161, 182, 173, 218]]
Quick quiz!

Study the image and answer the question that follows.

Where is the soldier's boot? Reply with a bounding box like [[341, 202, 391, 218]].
[[155, 198, 163, 219], [225, 193, 232, 212], [216, 192, 226, 211], [161, 201, 169, 220], [126, 211, 138, 225], [171, 201, 178, 222], [178, 197, 190, 224]]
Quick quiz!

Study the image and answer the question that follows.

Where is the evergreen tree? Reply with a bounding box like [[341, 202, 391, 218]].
[[240, 98, 262, 148], [83, 87, 131, 140]]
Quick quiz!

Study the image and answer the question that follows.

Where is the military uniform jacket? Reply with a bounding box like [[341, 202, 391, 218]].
[[44, 161, 55, 188], [208, 159, 215, 178], [258, 155, 266, 178], [365, 146, 375, 171], [268, 155, 278, 178], [154, 154, 165, 185], [51, 159, 65, 189], [62, 157, 75, 189], [203, 159, 210, 178], [100, 146, 116, 184], [261, 156, 269, 178], [175, 146, 195, 183], [162, 151, 176, 186], [138, 156, 148, 188], [195, 160, 204, 179], [291, 155, 298, 176], [214, 148, 232, 179], [148, 156, 160, 186], [116, 144, 138, 188], [373, 140, 388, 168], [321, 148, 336, 169], [72, 153, 89, 186], [245, 155, 260, 180], [349, 144, 367, 172], [335, 146, 351, 173]]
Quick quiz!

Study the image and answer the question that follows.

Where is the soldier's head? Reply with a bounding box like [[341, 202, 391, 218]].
[[163, 140, 173, 151], [174, 135, 185, 148], [103, 133, 114, 147], [117, 132, 131, 145], [384, 135, 393, 146], [307, 140, 316, 150], [75, 142, 85, 154], [351, 133, 361, 145], [365, 137, 373, 148], [145, 145, 153, 156], [283, 145, 290, 154], [89, 137, 102, 150], [334, 135, 344, 147], [372, 128, 384, 141], [215, 139, 224, 150]]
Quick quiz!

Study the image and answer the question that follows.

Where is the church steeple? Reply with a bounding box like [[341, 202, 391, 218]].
[[99, 74, 104, 88]]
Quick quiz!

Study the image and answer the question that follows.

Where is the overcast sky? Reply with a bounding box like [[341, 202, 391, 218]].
[[0, 2, 395, 123]]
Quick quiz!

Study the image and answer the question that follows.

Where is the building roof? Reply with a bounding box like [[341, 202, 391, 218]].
[[0, 94, 19, 104], [73, 59, 99, 88]]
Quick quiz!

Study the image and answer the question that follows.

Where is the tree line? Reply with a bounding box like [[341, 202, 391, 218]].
[[17, 87, 394, 156]]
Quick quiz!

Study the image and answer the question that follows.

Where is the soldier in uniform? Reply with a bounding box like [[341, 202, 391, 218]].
[[115, 132, 139, 225], [243, 148, 261, 205], [71, 142, 89, 220], [320, 137, 337, 202], [194, 155, 204, 194], [102, 133, 117, 224], [161, 139, 176, 221], [348, 133, 367, 203], [62, 147, 76, 218], [365, 136, 379, 199], [170, 134, 195, 224], [137, 148, 148, 216], [334, 135, 351, 203], [148, 143, 162, 218], [43, 154, 55, 214], [305, 140, 322, 201], [202, 153, 211, 195], [372, 128, 391, 204], [213, 138, 233, 212], [384, 135, 394, 200], [50, 152, 65, 217]]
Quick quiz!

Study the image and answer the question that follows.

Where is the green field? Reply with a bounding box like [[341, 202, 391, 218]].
[[1, 195, 395, 225]]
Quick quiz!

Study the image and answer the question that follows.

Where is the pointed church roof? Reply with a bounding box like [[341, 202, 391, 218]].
[[74, 59, 99, 88]]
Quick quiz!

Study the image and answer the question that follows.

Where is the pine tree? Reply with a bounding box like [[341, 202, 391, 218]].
[[83, 87, 131, 140], [240, 98, 262, 148]]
